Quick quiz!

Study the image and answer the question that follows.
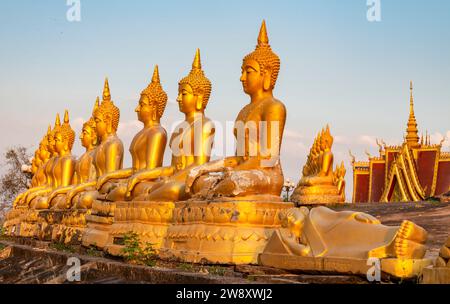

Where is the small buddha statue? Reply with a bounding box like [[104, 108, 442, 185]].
[[67, 78, 124, 209], [269, 206, 428, 260], [290, 125, 346, 205], [185, 21, 286, 199], [125, 49, 215, 202], [31, 110, 77, 210], [44, 99, 100, 210], [24, 114, 62, 206], [13, 129, 51, 207], [95, 65, 168, 202]]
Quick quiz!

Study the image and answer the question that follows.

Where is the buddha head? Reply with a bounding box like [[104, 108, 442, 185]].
[[241, 20, 281, 97], [177, 49, 212, 115], [94, 78, 120, 139], [80, 98, 99, 150], [137, 65, 168, 123], [54, 110, 75, 155], [48, 114, 61, 156], [38, 126, 52, 162], [320, 125, 333, 150]]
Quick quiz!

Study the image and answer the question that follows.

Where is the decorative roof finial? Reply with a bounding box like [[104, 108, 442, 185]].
[[405, 81, 419, 147]]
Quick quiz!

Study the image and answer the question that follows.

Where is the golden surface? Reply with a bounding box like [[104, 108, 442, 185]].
[[291, 125, 346, 205], [185, 21, 286, 199]]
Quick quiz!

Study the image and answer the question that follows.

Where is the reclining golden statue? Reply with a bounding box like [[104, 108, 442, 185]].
[[185, 21, 285, 200], [270, 206, 427, 259], [290, 125, 346, 205]]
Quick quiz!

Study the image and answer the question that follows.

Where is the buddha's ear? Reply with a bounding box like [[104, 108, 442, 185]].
[[152, 104, 157, 121], [196, 93, 204, 111], [263, 69, 271, 91], [105, 113, 112, 133]]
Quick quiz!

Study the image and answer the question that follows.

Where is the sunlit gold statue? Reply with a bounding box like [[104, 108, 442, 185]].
[[22, 114, 62, 207], [95, 66, 168, 202], [266, 206, 428, 260], [13, 127, 52, 207], [125, 50, 215, 202], [30, 110, 76, 210], [67, 79, 124, 209], [43, 99, 100, 210], [290, 125, 346, 205], [185, 21, 286, 199]]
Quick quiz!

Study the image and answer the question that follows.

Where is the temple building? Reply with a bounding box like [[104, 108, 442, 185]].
[[352, 82, 450, 203]]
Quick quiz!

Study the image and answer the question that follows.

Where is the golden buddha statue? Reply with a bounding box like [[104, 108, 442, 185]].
[[125, 49, 215, 202], [95, 65, 168, 202], [31, 110, 76, 210], [266, 206, 428, 260], [22, 114, 62, 207], [67, 78, 124, 209], [185, 21, 286, 200], [290, 125, 346, 205], [43, 99, 100, 210], [13, 128, 52, 207]]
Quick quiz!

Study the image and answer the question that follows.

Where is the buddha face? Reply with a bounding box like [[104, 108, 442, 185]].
[[54, 132, 67, 154], [80, 125, 96, 149], [240, 59, 271, 96], [47, 134, 56, 155], [177, 83, 203, 114], [94, 112, 110, 138], [136, 95, 155, 122]]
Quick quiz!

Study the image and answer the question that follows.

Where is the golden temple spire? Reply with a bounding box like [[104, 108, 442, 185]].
[[257, 20, 269, 47], [151, 65, 161, 83], [192, 48, 202, 71], [103, 77, 111, 101], [405, 81, 419, 147]]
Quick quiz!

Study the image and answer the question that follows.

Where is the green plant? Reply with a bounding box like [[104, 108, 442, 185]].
[[178, 262, 194, 272], [86, 246, 103, 257], [121, 231, 157, 267], [0, 243, 5, 251], [208, 265, 226, 276], [50, 242, 76, 253]]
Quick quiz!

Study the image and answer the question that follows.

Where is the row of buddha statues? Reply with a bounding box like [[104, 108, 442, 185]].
[[4, 21, 429, 268]]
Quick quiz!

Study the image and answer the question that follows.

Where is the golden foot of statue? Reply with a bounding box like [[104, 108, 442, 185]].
[[393, 220, 428, 259]]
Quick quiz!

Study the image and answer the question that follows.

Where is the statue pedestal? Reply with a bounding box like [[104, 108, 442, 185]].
[[82, 200, 116, 249], [159, 196, 293, 265], [291, 185, 345, 205], [103, 201, 174, 256], [422, 266, 450, 284], [259, 252, 433, 280]]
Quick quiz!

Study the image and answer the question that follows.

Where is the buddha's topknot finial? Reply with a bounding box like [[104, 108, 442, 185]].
[[103, 77, 111, 101], [55, 113, 61, 128], [192, 48, 202, 71], [64, 109, 70, 124], [152, 65, 161, 83], [257, 20, 269, 47]]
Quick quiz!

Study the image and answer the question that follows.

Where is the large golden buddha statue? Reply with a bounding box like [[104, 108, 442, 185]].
[[95, 65, 168, 202], [125, 49, 214, 202], [67, 79, 124, 209], [265, 206, 428, 260], [290, 125, 346, 205], [30, 110, 76, 210], [185, 21, 286, 200]]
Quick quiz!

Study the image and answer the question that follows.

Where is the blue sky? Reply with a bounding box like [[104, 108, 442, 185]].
[[0, 0, 449, 200]]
